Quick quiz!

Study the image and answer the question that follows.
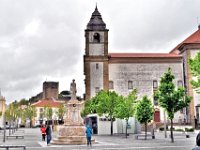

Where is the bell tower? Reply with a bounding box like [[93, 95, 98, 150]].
[[84, 6, 109, 100]]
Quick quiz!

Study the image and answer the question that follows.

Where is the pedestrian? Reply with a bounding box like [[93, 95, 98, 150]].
[[40, 124, 46, 141], [46, 123, 52, 146], [195, 116, 198, 129], [192, 131, 200, 150], [85, 124, 92, 147]]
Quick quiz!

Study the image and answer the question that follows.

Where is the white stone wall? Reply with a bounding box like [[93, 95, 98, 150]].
[[109, 62, 183, 122], [34, 107, 59, 126], [109, 63, 183, 98], [88, 31, 105, 56], [90, 62, 104, 98], [89, 44, 104, 56]]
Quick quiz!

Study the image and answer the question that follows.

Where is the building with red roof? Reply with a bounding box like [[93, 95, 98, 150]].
[[31, 98, 64, 126], [83, 6, 200, 133]]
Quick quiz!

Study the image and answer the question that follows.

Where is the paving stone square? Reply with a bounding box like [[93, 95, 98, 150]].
[[0, 128, 198, 149]]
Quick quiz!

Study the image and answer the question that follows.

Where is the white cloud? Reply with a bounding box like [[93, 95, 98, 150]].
[[0, 0, 200, 103]]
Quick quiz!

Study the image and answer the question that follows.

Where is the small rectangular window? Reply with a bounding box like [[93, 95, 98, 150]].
[[96, 63, 99, 70], [109, 81, 114, 89], [177, 80, 183, 87], [95, 87, 100, 93], [40, 108, 43, 112], [128, 81, 133, 89], [153, 80, 158, 89]]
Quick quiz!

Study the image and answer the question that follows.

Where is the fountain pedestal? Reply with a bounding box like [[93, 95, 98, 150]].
[[51, 99, 87, 145]]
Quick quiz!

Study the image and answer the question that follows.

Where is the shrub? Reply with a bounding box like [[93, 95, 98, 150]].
[[175, 128, 184, 132], [185, 128, 194, 132]]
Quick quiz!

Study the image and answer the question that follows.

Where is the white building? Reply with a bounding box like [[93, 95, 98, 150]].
[[83, 6, 200, 134]]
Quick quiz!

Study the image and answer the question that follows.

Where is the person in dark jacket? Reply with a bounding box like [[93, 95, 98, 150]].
[[192, 132, 200, 150], [85, 125, 92, 146], [46, 124, 52, 145]]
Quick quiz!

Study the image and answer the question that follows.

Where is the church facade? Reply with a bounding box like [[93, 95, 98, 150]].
[[83, 6, 200, 127]]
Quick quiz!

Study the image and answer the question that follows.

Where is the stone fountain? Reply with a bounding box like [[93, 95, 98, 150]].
[[51, 79, 86, 145]]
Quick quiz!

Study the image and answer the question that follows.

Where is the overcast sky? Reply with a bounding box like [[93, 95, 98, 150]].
[[0, 0, 200, 104]]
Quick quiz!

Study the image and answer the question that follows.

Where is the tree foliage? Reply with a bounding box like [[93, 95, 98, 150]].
[[135, 95, 154, 140], [154, 67, 191, 142], [82, 90, 121, 135], [56, 104, 66, 120], [43, 106, 53, 120], [115, 89, 137, 138], [24, 104, 36, 128], [189, 52, 200, 93]]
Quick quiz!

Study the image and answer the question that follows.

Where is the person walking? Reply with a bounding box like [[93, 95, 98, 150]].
[[46, 124, 52, 146], [85, 124, 92, 147], [40, 125, 46, 141]]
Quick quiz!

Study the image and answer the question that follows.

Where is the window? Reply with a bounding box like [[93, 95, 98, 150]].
[[128, 81, 133, 89], [40, 108, 43, 112], [109, 81, 114, 89], [96, 63, 99, 69], [93, 33, 100, 43], [153, 80, 158, 89], [95, 87, 100, 93], [177, 80, 183, 87]]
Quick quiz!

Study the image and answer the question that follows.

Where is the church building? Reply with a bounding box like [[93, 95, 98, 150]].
[[83, 6, 200, 128]]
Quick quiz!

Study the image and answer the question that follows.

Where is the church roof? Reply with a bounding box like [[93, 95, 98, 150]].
[[109, 53, 181, 58], [170, 26, 200, 54], [86, 6, 106, 30], [32, 98, 62, 107]]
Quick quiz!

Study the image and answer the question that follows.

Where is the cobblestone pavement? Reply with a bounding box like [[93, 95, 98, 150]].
[[0, 128, 198, 150]]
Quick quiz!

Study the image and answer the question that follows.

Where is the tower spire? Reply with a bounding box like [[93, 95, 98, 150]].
[[86, 5, 106, 30]]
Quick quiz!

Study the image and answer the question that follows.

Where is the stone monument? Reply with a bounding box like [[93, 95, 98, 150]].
[[51, 79, 86, 144]]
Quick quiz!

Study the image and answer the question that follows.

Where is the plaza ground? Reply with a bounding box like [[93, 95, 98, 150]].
[[0, 128, 198, 150]]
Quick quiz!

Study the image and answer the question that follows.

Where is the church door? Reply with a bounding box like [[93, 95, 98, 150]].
[[154, 110, 160, 122]]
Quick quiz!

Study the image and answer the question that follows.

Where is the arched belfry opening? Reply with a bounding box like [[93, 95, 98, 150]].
[[93, 33, 100, 43]]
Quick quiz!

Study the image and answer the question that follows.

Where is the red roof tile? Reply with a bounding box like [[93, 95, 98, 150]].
[[32, 99, 62, 107], [109, 53, 181, 58], [170, 28, 200, 53]]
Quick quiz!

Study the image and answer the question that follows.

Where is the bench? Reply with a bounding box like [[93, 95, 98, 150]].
[[0, 145, 26, 150], [135, 134, 155, 139], [15, 130, 25, 133], [6, 135, 24, 139], [169, 132, 190, 138]]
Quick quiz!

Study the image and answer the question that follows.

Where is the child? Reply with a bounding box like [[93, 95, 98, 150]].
[[40, 125, 46, 141]]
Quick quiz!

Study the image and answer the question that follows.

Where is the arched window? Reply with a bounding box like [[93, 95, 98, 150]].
[[93, 33, 100, 43]]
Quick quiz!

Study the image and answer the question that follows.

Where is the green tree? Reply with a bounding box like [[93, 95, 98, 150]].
[[81, 97, 98, 117], [82, 90, 121, 135], [18, 99, 29, 106], [24, 104, 36, 128], [43, 106, 53, 121], [189, 52, 200, 93], [154, 68, 191, 142], [115, 89, 137, 138], [95, 90, 121, 135], [56, 104, 66, 122], [135, 95, 154, 140]]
